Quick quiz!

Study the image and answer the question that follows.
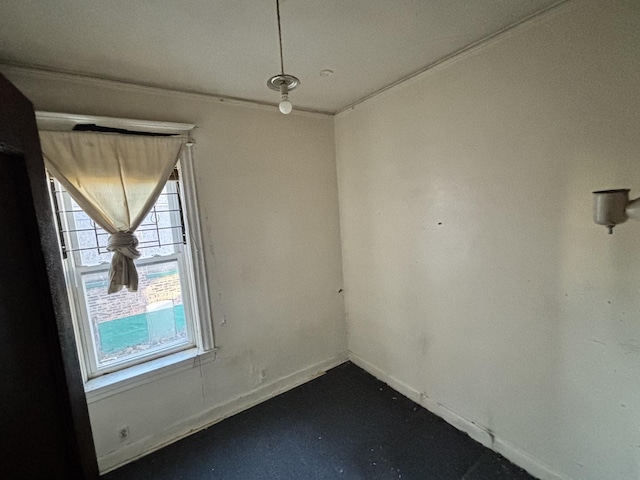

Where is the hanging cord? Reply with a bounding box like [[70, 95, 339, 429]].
[[276, 0, 285, 75]]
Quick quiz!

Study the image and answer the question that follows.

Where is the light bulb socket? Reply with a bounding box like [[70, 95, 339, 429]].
[[268, 74, 298, 114]]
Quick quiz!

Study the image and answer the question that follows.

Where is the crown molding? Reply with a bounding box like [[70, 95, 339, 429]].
[[336, 0, 575, 116], [0, 63, 333, 118]]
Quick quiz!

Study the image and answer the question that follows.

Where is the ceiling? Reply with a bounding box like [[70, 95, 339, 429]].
[[0, 0, 562, 114]]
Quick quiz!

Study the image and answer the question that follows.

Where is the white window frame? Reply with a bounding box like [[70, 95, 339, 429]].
[[55, 178, 197, 376], [37, 112, 216, 394]]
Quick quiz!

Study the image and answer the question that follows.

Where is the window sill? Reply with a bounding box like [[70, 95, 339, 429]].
[[85, 347, 217, 404]]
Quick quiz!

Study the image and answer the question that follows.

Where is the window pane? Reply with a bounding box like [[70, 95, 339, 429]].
[[81, 259, 189, 368], [62, 183, 183, 267]]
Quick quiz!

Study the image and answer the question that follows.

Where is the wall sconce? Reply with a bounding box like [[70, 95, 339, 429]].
[[593, 189, 640, 234]]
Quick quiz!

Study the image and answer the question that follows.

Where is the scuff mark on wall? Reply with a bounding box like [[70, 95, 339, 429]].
[[618, 340, 640, 355]]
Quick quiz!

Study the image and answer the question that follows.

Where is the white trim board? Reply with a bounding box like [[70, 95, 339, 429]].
[[36, 110, 196, 133], [98, 353, 349, 474], [348, 352, 571, 480]]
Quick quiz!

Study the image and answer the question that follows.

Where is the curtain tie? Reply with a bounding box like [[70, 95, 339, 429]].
[[107, 232, 141, 260]]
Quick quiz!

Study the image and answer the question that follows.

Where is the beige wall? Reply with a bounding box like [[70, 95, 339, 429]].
[[335, 1, 640, 479], [5, 0, 640, 478], [2, 66, 347, 472]]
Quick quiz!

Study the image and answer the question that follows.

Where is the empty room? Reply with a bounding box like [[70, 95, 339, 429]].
[[1, 0, 639, 479]]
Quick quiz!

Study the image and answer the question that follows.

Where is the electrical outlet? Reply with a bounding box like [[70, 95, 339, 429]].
[[118, 426, 130, 442]]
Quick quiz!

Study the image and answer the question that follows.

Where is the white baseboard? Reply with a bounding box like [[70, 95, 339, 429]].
[[98, 353, 349, 473], [348, 352, 570, 480]]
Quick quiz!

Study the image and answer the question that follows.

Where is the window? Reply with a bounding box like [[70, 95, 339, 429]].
[[41, 118, 214, 383]]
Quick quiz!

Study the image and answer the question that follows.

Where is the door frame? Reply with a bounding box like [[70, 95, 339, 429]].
[[0, 72, 98, 479]]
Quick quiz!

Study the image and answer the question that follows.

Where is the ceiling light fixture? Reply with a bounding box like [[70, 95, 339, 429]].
[[267, 0, 299, 115]]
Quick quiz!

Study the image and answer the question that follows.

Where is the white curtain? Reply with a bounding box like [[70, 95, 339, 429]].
[[39, 131, 186, 293]]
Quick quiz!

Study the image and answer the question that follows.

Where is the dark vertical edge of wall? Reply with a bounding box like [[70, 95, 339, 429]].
[[0, 72, 99, 479]]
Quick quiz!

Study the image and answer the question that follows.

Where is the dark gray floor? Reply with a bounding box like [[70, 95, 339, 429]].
[[102, 362, 536, 480]]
